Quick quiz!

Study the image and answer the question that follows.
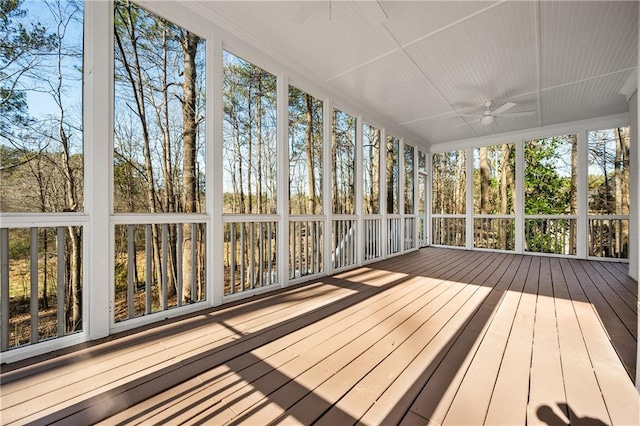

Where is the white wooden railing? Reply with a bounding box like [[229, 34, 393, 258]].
[[386, 216, 402, 256], [588, 216, 629, 259], [473, 216, 515, 251], [289, 217, 324, 280], [114, 221, 206, 322], [223, 218, 278, 296], [332, 218, 357, 270], [524, 216, 577, 256], [404, 216, 417, 251], [363, 216, 382, 262], [0, 226, 83, 351], [431, 215, 466, 247]]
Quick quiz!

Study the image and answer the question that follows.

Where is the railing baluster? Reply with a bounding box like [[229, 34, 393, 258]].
[[1, 228, 9, 351], [56, 227, 65, 337], [145, 224, 152, 314], [259, 222, 264, 288], [191, 223, 197, 302], [161, 224, 168, 311], [240, 223, 246, 290], [176, 224, 183, 307], [268, 222, 273, 285], [30, 227, 38, 344], [127, 224, 135, 319], [249, 222, 255, 290]]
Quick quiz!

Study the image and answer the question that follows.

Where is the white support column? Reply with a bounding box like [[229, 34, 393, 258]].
[[356, 116, 364, 265], [380, 128, 388, 257], [399, 138, 405, 253], [277, 74, 289, 287], [414, 146, 419, 248], [628, 91, 638, 279], [85, 0, 113, 340], [577, 131, 588, 259], [324, 100, 333, 275], [426, 151, 433, 246], [515, 139, 525, 253], [466, 147, 474, 249], [210, 37, 224, 305]]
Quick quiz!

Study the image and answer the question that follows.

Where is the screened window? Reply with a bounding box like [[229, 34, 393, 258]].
[[432, 150, 466, 247], [385, 135, 400, 214], [404, 144, 415, 214], [473, 144, 515, 250], [473, 144, 515, 215], [432, 150, 466, 215], [0, 0, 85, 351], [588, 127, 630, 215], [288, 86, 323, 215], [524, 135, 577, 255], [0, 0, 84, 213], [332, 108, 356, 215], [113, 1, 207, 318], [588, 127, 630, 258], [223, 51, 277, 214], [362, 123, 380, 215], [114, 1, 206, 214], [418, 150, 426, 173]]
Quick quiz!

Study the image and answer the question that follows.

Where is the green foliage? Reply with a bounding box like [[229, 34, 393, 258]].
[[524, 137, 573, 215], [0, 0, 57, 136]]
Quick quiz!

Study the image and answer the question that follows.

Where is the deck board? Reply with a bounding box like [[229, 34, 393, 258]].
[[1, 248, 637, 426]]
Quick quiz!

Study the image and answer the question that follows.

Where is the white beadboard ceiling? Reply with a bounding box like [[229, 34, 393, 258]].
[[186, 0, 637, 146]]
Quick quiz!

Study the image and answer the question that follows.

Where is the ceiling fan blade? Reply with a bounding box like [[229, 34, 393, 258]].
[[491, 101, 517, 116], [500, 111, 536, 117], [457, 113, 482, 117]]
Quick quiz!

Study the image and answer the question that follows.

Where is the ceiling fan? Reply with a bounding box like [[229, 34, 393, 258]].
[[459, 101, 536, 126]]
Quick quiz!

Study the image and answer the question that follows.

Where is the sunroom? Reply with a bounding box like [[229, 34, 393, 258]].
[[0, 0, 638, 424]]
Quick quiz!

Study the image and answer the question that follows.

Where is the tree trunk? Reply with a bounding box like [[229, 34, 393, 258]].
[[479, 146, 490, 214], [180, 30, 199, 303], [569, 135, 578, 253], [386, 137, 395, 214], [304, 94, 316, 214], [115, 2, 163, 296]]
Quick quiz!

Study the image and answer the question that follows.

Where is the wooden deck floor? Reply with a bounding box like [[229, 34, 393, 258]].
[[1, 248, 638, 425]]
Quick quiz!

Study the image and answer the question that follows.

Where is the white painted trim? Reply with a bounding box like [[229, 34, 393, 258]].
[[324, 97, 333, 276], [380, 128, 388, 258], [465, 147, 474, 249], [356, 115, 365, 266], [210, 36, 224, 307], [620, 69, 638, 102], [426, 151, 433, 246], [277, 72, 289, 288], [577, 130, 588, 259], [515, 139, 525, 253], [0, 214, 89, 227], [0, 332, 88, 365], [86, 0, 113, 341], [431, 113, 629, 152]]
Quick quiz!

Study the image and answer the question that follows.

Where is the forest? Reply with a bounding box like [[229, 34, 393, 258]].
[[431, 129, 630, 256], [0, 0, 631, 352]]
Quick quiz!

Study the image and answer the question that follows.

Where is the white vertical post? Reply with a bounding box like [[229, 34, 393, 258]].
[[356, 116, 364, 265], [210, 37, 223, 304], [85, 0, 113, 340], [277, 73, 289, 287], [466, 147, 474, 249], [380, 128, 387, 257], [577, 131, 588, 258], [515, 139, 525, 253], [399, 138, 405, 253], [324, 100, 333, 275], [426, 151, 433, 246]]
